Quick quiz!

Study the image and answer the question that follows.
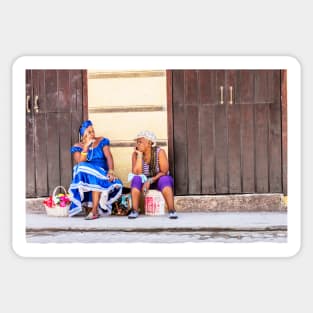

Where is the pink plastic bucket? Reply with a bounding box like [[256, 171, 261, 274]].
[[144, 190, 166, 216]]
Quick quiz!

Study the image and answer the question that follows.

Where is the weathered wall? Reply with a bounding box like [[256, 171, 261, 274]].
[[87, 70, 168, 187]]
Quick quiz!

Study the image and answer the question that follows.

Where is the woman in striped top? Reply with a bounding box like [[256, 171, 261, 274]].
[[128, 130, 178, 219]]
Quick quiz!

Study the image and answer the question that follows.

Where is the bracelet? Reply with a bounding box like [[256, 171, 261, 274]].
[[81, 152, 87, 156], [108, 169, 115, 175], [148, 178, 154, 184]]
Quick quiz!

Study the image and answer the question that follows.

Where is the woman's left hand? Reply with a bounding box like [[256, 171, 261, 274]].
[[107, 173, 116, 182], [142, 181, 151, 195]]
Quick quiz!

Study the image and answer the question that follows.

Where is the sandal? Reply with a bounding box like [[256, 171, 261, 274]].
[[85, 212, 100, 220]]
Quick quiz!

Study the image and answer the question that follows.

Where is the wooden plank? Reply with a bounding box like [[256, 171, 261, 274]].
[[215, 70, 228, 193], [26, 70, 36, 197], [59, 113, 72, 190], [166, 70, 175, 177], [69, 71, 83, 171], [172, 70, 188, 195], [34, 113, 48, 196], [241, 101, 255, 193], [281, 70, 288, 195], [199, 71, 215, 194], [269, 70, 282, 192], [255, 70, 274, 103], [47, 113, 60, 195], [69, 70, 85, 189], [226, 70, 241, 193], [238, 70, 256, 193], [185, 70, 201, 194], [57, 70, 70, 112], [199, 70, 217, 105], [255, 103, 269, 192], [37, 70, 46, 113], [239, 70, 254, 104], [45, 70, 58, 112], [82, 70, 89, 120]]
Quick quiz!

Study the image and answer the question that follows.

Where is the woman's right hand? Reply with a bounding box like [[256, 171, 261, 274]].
[[83, 137, 95, 149], [134, 147, 143, 158]]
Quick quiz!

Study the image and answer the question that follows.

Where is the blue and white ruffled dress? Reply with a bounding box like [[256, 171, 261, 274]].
[[68, 137, 123, 217]]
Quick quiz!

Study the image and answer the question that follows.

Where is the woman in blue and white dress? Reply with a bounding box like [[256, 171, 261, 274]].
[[69, 120, 123, 219]]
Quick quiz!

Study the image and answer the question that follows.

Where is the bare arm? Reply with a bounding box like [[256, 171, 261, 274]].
[[103, 145, 114, 172], [103, 145, 116, 181], [132, 149, 143, 174], [72, 142, 92, 164]]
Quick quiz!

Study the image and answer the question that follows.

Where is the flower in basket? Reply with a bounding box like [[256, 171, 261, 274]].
[[43, 193, 71, 208], [43, 196, 55, 208]]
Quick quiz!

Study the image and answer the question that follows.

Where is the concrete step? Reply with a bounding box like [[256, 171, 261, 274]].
[[26, 193, 287, 214]]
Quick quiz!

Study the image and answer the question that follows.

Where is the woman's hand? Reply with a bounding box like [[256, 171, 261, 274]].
[[134, 147, 143, 158], [107, 173, 116, 182], [142, 181, 150, 195], [107, 169, 117, 182], [83, 138, 95, 149], [142, 178, 153, 195], [82, 134, 95, 149]]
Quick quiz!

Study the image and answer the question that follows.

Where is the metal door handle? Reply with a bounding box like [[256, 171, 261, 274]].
[[26, 95, 31, 113], [220, 86, 224, 104], [34, 95, 39, 113], [229, 86, 233, 105]]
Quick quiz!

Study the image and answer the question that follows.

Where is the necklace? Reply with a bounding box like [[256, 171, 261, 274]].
[[87, 144, 94, 161]]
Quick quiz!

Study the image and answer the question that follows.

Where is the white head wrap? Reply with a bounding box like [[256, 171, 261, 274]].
[[134, 130, 157, 147]]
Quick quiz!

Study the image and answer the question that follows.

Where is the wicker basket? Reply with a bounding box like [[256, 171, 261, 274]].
[[44, 186, 70, 217]]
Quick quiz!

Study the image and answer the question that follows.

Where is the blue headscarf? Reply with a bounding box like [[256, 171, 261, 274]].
[[79, 120, 93, 137]]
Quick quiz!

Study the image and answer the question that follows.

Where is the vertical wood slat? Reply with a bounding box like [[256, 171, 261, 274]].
[[215, 70, 228, 193], [166, 70, 175, 177], [269, 70, 282, 192], [185, 70, 201, 194], [33, 70, 48, 196], [281, 70, 288, 195], [59, 113, 72, 188], [173, 70, 188, 195], [47, 113, 60, 195], [45, 71, 58, 112], [227, 70, 241, 193], [70, 71, 84, 173], [34, 113, 48, 196], [255, 70, 274, 103], [199, 71, 215, 194], [238, 70, 256, 193], [255, 102, 269, 192], [58, 70, 70, 112], [82, 70, 89, 120], [26, 70, 36, 197]]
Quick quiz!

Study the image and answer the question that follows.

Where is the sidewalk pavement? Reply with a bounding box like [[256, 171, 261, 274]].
[[26, 211, 287, 233]]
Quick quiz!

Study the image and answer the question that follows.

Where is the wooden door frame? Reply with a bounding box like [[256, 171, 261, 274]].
[[281, 70, 287, 195], [166, 69, 288, 196], [82, 70, 89, 120]]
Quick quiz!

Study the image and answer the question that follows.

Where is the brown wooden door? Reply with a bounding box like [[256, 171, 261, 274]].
[[170, 70, 284, 195], [26, 70, 87, 198]]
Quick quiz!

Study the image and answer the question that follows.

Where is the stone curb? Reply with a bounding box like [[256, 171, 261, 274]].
[[26, 226, 287, 233]]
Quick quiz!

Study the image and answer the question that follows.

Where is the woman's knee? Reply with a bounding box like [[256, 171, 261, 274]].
[[131, 175, 143, 191], [157, 175, 174, 191]]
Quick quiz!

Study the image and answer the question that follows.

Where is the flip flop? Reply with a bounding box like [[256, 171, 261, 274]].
[[85, 212, 100, 220]]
